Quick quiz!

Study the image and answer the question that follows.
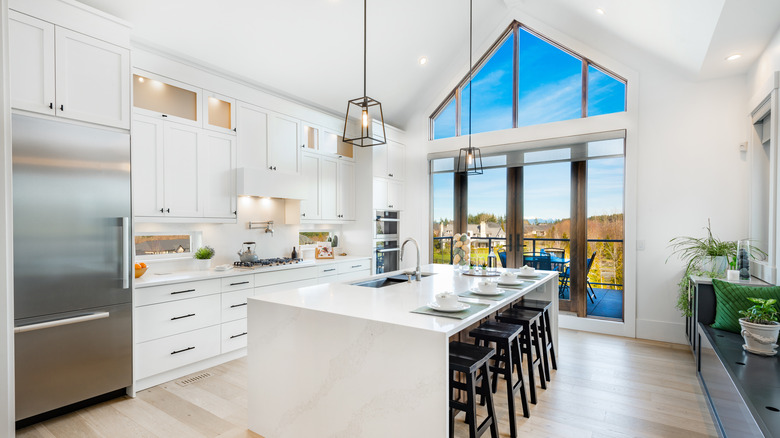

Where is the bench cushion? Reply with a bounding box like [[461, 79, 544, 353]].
[[711, 278, 780, 333]]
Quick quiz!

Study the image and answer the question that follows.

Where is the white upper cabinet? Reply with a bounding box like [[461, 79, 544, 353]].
[[236, 101, 269, 170], [9, 11, 55, 116], [338, 160, 355, 220], [163, 123, 203, 218], [320, 158, 339, 220], [9, 11, 130, 129], [133, 71, 202, 127], [301, 122, 354, 160], [372, 141, 405, 180], [131, 115, 165, 217], [202, 131, 237, 219], [268, 113, 300, 174], [373, 177, 403, 211], [203, 90, 236, 135], [55, 27, 130, 129], [300, 152, 320, 220]]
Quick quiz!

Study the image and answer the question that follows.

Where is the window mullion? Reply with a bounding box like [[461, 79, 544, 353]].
[[581, 61, 588, 118], [513, 22, 519, 129]]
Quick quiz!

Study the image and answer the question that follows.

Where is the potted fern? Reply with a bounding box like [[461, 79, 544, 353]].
[[739, 297, 779, 356], [194, 246, 215, 270]]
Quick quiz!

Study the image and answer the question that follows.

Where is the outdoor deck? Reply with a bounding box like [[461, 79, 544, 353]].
[[560, 287, 623, 319]]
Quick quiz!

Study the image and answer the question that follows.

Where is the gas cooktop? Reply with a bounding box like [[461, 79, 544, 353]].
[[233, 258, 306, 269]]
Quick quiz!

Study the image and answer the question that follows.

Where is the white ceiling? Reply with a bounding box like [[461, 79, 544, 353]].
[[78, 0, 780, 129]]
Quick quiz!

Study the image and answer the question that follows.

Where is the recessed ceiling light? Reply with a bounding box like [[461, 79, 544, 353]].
[[595, 8, 605, 15], [725, 54, 742, 61], [419, 56, 428, 66]]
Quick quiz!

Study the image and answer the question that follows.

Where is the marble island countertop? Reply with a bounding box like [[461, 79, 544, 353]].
[[250, 263, 557, 336], [134, 255, 371, 288]]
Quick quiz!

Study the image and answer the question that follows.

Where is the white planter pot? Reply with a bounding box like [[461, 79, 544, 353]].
[[194, 259, 212, 271], [739, 318, 780, 356]]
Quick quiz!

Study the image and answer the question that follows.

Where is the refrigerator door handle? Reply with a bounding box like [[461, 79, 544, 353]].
[[14, 312, 110, 334], [122, 217, 130, 289]]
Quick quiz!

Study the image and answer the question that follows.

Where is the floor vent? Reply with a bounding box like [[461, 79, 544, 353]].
[[175, 372, 213, 387]]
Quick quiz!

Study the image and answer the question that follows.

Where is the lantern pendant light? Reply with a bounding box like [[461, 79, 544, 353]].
[[343, 0, 386, 147], [456, 0, 483, 175]]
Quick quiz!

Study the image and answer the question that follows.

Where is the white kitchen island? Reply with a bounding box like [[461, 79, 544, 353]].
[[247, 264, 558, 438]]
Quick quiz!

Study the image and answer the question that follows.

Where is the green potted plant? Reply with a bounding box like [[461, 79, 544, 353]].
[[667, 220, 765, 317], [194, 245, 215, 271], [738, 297, 779, 356]]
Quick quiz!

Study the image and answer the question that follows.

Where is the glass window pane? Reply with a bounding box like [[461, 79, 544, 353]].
[[518, 29, 582, 127], [461, 33, 515, 135], [133, 75, 197, 121], [135, 234, 191, 256], [587, 65, 626, 116], [586, 157, 624, 319], [468, 168, 507, 267], [432, 173, 455, 264], [481, 155, 507, 167], [432, 158, 455, 173], [433, 97, 457, 140], [587, 138, 624, 157], [524, 148, 571, 164]]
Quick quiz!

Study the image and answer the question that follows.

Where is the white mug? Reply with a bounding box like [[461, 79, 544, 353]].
[[435, 292, 459, 308], [519, 265, 535, 274], [477, 281, 498, 293], [499, 272, 516, 282]]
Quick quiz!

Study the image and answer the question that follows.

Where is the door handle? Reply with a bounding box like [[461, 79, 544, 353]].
[[230, 332, 248, 339], [507, 234, 512, 252], [121, 217, 130, 289], [171, 346, 195, 355], [14, 312, 110, 334], [229, 281, 249, 286], [230, 303, 248, 308], [170, 289, 196, 295], [171, 313, 196, 321]]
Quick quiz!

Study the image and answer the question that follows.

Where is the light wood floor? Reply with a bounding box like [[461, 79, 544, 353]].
[[17, 329, 718, 438]]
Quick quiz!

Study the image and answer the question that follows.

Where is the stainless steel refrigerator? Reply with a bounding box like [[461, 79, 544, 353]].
[[12, 114, 132, 422]]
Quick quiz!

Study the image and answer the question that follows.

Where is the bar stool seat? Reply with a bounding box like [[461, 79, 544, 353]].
[[449, 341, 499, 438], [514, 299, 557, 381], [469, 321, 529, 438], [495, 308, 547, 404]]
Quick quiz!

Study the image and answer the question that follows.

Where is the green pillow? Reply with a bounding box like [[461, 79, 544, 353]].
[[711, 279, 780, 333]]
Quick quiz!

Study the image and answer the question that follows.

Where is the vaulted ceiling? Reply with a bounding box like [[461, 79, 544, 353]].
[[78, 0, 780, 129]]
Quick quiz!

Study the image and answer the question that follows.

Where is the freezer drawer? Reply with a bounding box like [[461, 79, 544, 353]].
[[15, 303, 132, 421]]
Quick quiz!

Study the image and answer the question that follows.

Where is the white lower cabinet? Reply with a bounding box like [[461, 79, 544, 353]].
[[221, 289, 253, 322], [136, 325, 221, 380], [315, 258, 371, 284], [135, 294, 221, 343], [221, 318, 248, 353]]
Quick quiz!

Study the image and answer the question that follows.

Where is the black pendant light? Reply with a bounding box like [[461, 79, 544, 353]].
[[456, 0, 483, 175], [343, 0, 386, 147]]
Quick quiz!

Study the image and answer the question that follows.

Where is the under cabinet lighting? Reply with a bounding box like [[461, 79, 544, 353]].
[[725, 54, 742, 61], [137, 76, 145, 83]]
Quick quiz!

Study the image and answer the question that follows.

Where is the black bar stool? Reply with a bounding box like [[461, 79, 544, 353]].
[[449, 341, 499, 438], [469, 321, 529, 438], [514, 299, 557, 381], [495, 308, 547, 404]]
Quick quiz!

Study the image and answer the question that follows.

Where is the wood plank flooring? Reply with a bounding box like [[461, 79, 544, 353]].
[[16, 329, 717, 437]]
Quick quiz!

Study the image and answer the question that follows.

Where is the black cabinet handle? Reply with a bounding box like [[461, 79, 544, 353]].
[[273, 166, 277, 170], [233, 128, 237, 132], [324, 268, 336, 272], [269, 166, 273, 170], [233, 210, 237, 215], [49, 103, 53, 109], [59, 105, 64, 111], [170, 289, 196, 295], [302, 213, 306, 217], [166, 208, 170, 213], [351, 265, 362, 269], [230, 332, 247, 339], [171, 346, 194, 355], [230, 281, 249, 286], [160, 208, 164, 213], [230, 303, 248, 308], [389, 173, 393, 177], [171, 313, 195, 321], [162, 114, 168, 118], [301, 144, 305, 148]]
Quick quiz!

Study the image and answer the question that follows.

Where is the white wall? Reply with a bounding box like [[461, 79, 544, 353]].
[[748, 26, 780, 101], [402, 12, 751, 344]]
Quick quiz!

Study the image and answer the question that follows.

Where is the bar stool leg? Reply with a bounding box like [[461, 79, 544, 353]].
[[480, 361, 499, 438], [521, 329, 537, 404], [532, 321, 547, 391], [504, 342, 518, 438], [512, 336, 530, 418], [538, 317, 551, 382], [545, 310, 558, 370], [467, 372, 478, 438]]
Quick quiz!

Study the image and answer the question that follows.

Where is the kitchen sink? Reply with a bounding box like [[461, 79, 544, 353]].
[[352, 273, 435, 288]]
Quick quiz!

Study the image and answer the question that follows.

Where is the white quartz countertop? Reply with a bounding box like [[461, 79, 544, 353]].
[[134, 255, 371, 288], [249, 264, 557, 336]]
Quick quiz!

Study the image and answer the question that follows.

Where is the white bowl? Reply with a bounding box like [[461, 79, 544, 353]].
[[477, 281, 498, 293], [435, 292, 459, 309]]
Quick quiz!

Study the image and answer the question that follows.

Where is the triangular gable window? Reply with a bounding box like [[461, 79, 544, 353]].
[[431, 21, 626, 140]]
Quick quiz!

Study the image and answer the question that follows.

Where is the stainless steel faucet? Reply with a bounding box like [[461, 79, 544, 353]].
[[400, 237, 421, 281]]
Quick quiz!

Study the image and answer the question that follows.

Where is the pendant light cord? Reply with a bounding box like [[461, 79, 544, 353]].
[[364, 0, 367, 101], [468, 0, 473, 150]]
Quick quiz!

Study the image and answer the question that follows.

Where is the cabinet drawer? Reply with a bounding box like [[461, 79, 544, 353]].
[[255, 266, 318, 287], [221, 319, 248, 353], [136, 294, 221, 343], [136, 279, 220, 307], [338, 270, 371, 283], [317, 264, 339, 277], [135, 325, 221, 379], [255, 278, 318, 296], [222, 289, 253, 322], [337, 259, 370, 274], [221, 275, 254, 292]]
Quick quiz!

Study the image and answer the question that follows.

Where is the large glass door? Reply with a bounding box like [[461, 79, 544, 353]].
[[467, 168, 507, 267]]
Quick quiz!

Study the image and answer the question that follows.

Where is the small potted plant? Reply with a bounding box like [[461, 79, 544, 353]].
[[194, 246, 215, 270], [738, 297, 779, 356]]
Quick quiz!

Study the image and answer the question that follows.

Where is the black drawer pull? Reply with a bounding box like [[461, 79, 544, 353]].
[[230, 332, 248, 339], [171, 346, 194, 355], [230, 303, 248, 308], [230, 281, 249, 286], [324, 268, 336, 272], [351, 265, 362, 269], [171, 289, 196, 295], [171, 313, 195, 321]]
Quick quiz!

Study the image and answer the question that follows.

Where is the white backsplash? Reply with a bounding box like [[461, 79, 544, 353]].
[[134, 197, 348, 270]]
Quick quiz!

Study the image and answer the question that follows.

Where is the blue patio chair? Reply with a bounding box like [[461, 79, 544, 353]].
[[559, 251, 598, 302], [498, 251, 506, 268], [523, 253, 552, 271]]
